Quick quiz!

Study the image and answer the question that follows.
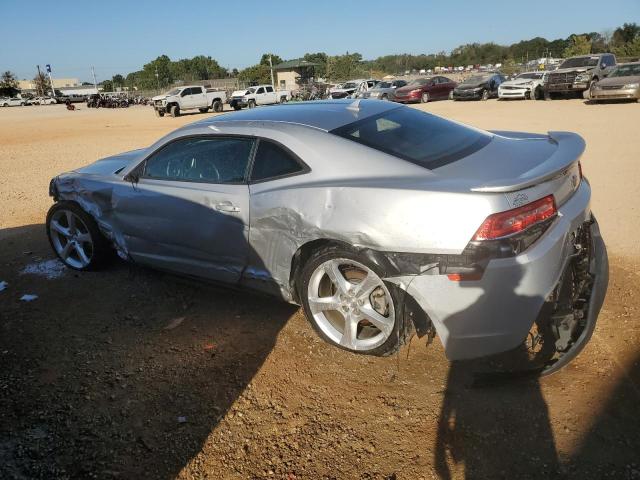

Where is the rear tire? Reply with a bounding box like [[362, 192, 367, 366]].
[[170, 105, 180, 117], [298, 244, 408, 357], [481, 89, 489, 101], [280, 96, 287, 103], [212, 100, 223, 112], [46, 201, 112, 271]]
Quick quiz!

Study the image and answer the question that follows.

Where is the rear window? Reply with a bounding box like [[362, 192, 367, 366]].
[[330, 107, 491, 170]]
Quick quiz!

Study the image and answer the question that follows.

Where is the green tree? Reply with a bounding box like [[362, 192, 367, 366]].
[[563, 35, 593, 57], [111, 74, 125, 90], [612, 23, 640, 46], [260, 53, 283, 66], [303, 52, 328, 78], [238, 63, 271, 85], [0, 71, 19, 96], [101, 80, 114, 92], [32, 71, 49, 96]]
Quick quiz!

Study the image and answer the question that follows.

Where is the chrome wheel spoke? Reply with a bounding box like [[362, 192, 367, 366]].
[[359, 304, 393, 336], [76, 232, 91, 243], [60, 242, 73, 259], [309, 294, 341, 314], [74, 244, 90, 265], [51, 220, 71, 238], [324, 260, 352, 295], [354, 272, 381, 301], [65, 211, 77, 233], [339, 315, 358, 349]]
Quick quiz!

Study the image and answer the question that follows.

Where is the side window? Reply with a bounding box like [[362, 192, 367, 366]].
[[192, 86, 202, 94], [256, 87, 265, 94], [265, 86, 274, 93], [250, 140, 305, 182], [143, 137, 254, 184], [180, 89, 190, 97]]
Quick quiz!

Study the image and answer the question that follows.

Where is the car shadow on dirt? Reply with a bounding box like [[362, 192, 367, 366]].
[[0, 223, 298, 479], [433, 263, 562, 479]]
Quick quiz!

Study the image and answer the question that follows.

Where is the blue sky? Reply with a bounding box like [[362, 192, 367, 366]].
[[1, 0, 638, 82]]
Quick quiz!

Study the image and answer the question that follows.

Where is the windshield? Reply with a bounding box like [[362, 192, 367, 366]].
[[609, 64, 640, 77], [464, 75, 493, 84], [166, 88, 181, 95], [247, 87, 256, 94], [342, 82, 358, 89], [330, 107, 491, 170], [517, 72, 543, 80], [559, 57, 600, 68]]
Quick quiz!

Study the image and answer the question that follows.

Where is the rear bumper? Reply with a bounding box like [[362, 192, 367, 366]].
[[590, 87, 640, 100], [387, 180, 608, 361]]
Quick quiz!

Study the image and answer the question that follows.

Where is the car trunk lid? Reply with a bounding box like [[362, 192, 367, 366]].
[[435, 131, 585, 205]]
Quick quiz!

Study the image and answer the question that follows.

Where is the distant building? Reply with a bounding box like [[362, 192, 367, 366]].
[[18, 77, 80, 90], [274, 59, 318, 91]]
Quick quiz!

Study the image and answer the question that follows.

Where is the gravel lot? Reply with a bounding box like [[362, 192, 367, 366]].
[[1, 101, 639, 479]]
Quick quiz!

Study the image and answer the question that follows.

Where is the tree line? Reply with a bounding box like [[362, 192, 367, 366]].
[[2, 22, 638, 95]]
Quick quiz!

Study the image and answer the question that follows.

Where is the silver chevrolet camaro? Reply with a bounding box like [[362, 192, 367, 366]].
[[47, 100, 608, 375]]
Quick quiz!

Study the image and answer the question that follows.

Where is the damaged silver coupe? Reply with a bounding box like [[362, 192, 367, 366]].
[[47, 100, 608, 374]]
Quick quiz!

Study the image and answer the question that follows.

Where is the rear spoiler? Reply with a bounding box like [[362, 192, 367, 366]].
[[471, 131, 586, 193]]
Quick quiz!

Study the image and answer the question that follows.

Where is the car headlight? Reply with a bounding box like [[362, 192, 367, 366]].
[[623, 83, 640, 89], [575, 73, 591, 82]]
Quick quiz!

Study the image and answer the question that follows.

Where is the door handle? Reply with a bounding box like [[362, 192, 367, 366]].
[[215, 201, 240, 213]]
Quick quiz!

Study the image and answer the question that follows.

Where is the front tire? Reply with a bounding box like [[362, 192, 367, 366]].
[[248, 99, 256, 109], [421, 92, 430, 103], [170, 105, 180, 117], [481, 89, 489, 101], [299, 245, 406, 356], [46, 201, 111, 271]]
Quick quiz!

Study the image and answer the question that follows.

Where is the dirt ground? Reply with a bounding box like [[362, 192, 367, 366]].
[[1, 101, 639, 480]]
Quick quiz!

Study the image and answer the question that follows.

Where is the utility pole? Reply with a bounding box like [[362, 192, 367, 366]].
[[46, 64, 55, 97], [155, 65, 160, 92], [36, 65, 43, 96], [91, 66, 98, 93], [269, 55, 275, 87]]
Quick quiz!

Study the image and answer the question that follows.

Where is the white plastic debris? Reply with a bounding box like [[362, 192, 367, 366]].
[[20, 259, 66, 280], [0, 281, 7, 292], [177, 416, 187, 424], [20, 294, 39, 302]]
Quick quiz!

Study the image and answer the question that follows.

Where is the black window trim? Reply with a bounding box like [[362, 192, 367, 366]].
[[134, 134, 258, 186], [247, 138, 311, 184]]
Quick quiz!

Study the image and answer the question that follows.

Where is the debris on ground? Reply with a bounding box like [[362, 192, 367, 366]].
[[0, 281, 7, 292], [163, 316, 185, 330], [19, 294, 38, 302], [20, 259, 66, 280]]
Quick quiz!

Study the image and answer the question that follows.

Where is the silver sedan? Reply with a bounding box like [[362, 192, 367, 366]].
[[47, 100, 608, 375]]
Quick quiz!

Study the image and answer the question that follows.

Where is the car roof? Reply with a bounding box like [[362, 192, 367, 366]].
[[196, 99, 402, 132]]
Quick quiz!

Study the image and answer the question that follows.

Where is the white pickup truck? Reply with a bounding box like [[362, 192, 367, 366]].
[[229, 84, 291, 110], [152, 85, 227, 117]]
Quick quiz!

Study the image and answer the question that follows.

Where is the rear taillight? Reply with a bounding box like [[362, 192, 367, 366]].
[[472, 195, 557, 241]]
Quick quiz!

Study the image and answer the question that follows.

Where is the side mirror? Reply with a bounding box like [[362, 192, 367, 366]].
[[123, 171, 140, 183]]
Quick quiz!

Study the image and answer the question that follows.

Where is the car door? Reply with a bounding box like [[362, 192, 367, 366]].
[[264, 85, 277, 104], [180, 88, 194, 109], [111, 135, 255, 283], [254, 86, 266, 105], [190, 86, 206, 108]]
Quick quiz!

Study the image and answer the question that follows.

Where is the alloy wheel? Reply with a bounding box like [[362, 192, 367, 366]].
[[307, 258, 395, 351], [49, 209, 94, 269]]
